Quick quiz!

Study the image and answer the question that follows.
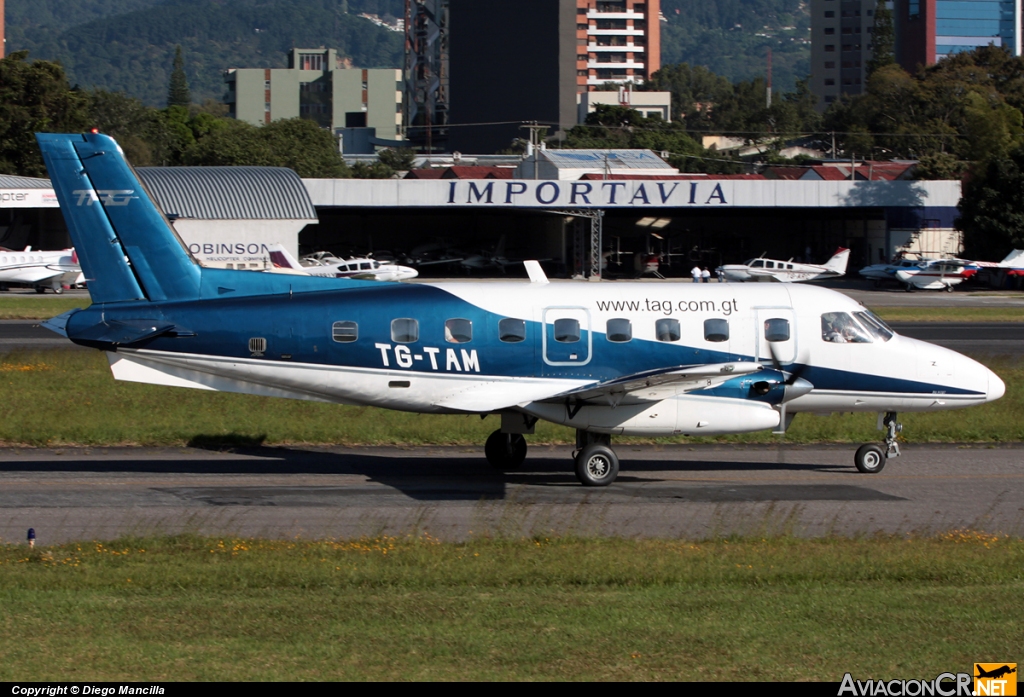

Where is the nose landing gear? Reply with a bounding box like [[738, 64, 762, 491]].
[[854, 412, 902, 473], [574, 431, 619, 487]]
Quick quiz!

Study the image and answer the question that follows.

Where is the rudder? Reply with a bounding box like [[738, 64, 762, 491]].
[[36, 133, 201, 303]]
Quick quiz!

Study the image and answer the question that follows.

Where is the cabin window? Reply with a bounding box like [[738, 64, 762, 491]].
[[750, 259, 764, 268], [554, 318, 580, 343], [332, 321, 358, 343], [855, 311, 893, 342], [821, 312, 871, 343], [655, 318, 680, 342], [499, 318, 526, 343], [764, 318, 790, 342], [765, 261, 775, 269], [391, 318, 419, 343], [606, 318, 632, 343], [704, 318, 729, 342], [445, 318, 473, 343], [360, 262, 372, 270]]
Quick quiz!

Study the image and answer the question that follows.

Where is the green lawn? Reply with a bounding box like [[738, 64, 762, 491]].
[[0, 534, 1019, 681]]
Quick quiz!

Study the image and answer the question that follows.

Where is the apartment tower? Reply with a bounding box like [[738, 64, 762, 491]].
[[810, 0, 878, 110], [576, 0, 661, 90]]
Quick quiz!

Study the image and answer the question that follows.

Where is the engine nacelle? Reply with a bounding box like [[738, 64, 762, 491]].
[[523, 396, 781, 436]]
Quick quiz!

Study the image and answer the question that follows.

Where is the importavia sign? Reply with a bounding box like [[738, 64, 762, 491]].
[[302, 179, 962, 210]]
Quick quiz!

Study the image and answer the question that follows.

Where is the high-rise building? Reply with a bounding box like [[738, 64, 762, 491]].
[[224, 49, 403, 140], [1, 0, 6, 59], [894, 0, 1021, 67], [575, 0, 662, 91], [811, 0, 1022, 110], [446, 0, 662, 153], [810, 0, 878, 110]]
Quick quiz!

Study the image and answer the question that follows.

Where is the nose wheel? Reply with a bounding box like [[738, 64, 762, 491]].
[[854, 412, 901, 473]]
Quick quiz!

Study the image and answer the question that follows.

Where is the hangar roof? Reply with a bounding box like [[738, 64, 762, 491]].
[[137, 167, 317, 221], [0, 174, 53, 189]]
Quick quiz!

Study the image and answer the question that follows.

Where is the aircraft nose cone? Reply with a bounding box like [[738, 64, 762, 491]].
[[988, 370, 1006, 402]]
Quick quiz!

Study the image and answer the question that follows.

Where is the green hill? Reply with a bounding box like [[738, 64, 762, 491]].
[[6, 0, 405, 107], [5, 0, 810, 107]]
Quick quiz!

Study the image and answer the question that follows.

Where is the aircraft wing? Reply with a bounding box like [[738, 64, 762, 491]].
[[745, 268, 784, 281], [549, 362, 764, 405], [5, 267, 64, 284]]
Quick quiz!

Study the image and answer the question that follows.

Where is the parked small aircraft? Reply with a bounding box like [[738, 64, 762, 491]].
[[36, 133, 1005, 486], [717, 248, 850, 283], [266, 245, 417, 281], [0, 246, 81, 293], [269, 248, 418, 281]]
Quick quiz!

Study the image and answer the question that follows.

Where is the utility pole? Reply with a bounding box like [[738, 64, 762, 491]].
[[520, 122, 546, 179]]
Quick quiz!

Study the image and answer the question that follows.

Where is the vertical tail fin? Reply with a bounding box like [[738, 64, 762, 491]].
[[36, 133, 201, 303], [266, 243, 311, 275], [823, 248, 850, 275]]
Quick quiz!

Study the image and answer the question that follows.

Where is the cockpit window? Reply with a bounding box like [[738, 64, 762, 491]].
[[855, 311, 894, 342], [821, 312, 872, 343], [750, 259, 764, 268]]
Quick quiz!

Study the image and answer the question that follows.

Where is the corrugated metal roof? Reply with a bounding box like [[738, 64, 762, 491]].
[[540, 149, 672, 170], [136, 167, 317, 220], [0, 174, 53, 189]]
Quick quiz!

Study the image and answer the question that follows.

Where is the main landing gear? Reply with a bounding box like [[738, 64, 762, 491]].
[[854, 411, 902, 474], [483, 425, 621, 486]]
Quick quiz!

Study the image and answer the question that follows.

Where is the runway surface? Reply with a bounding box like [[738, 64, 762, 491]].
[[1, 444, 1022, 543]]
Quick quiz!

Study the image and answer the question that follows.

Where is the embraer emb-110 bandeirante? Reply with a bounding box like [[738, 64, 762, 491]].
[[36, 133, 1005, 486]]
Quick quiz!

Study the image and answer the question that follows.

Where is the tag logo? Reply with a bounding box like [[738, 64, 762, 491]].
[[72, 189, 137, 207], [975, 664, 1017, 696]]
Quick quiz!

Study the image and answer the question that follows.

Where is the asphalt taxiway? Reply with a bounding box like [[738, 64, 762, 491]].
[[1, 444, 1021, 543]]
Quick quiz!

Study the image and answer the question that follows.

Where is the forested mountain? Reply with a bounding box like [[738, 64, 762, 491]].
[[5, 0, 809, 107], [660, 0, 810, 93], [5, 0, 405, 107]]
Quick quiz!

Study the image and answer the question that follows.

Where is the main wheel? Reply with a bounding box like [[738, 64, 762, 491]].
[[53, 286, 63, 295], [575, 444, 619, 487], [854, 444, 886, 473], [484, 430, 527, 471], [35, 286, 46, 294]]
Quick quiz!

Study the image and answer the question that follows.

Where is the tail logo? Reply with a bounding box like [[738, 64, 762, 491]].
[[72, 189, 138, 207]]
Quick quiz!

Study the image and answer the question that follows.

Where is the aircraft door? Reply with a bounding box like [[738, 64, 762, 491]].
[[755, 308, 797, 365], [543, 307, 591, 367]]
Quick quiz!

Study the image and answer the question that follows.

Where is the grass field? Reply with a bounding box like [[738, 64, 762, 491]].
[[0, 533, 1019, 681], [0, 349, 1021, 445], [0, 297, 88, 319]]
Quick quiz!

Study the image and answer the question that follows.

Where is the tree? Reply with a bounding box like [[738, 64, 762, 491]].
[[377, 147, 416, 172], [182, 117, 350, 178], [0, 51, 89, 177], [866, 0, 895, 76], [957, 145, 1024, 259], [166, 45, 191, 108]]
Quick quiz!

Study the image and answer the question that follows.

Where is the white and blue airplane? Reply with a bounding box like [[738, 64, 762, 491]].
[[35, 132, 1005, 486]]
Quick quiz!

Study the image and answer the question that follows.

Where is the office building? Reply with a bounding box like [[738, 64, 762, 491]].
[[895, 0, 1021, 67], [447, 0, 663, 153], [224, 48, 403, 140], [812, 0, 1022, 110], [810, 0, 878, 109]]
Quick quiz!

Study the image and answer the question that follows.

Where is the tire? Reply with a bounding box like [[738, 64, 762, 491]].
[[574, 444, 619, 487], [53, 287, 63, 295], [484, 430, 527, 471], [854, 444, 886, 474], [35, 286, 46, 294]]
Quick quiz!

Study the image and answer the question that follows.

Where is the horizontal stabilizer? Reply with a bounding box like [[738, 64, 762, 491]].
[[554, 362, 764, 405], [41, 310, 77, 337], [72, 319, 180, 346]]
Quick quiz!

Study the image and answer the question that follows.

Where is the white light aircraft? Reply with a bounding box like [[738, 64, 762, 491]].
[[0, 246, 81, 293], [36, 132, 1005, 486], [268, 246, 418, 281], [717, 248, 850, 283]]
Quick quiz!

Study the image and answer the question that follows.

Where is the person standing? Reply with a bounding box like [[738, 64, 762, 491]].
[[691, 265, 701, 283], [701, 267, 711, 283]]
